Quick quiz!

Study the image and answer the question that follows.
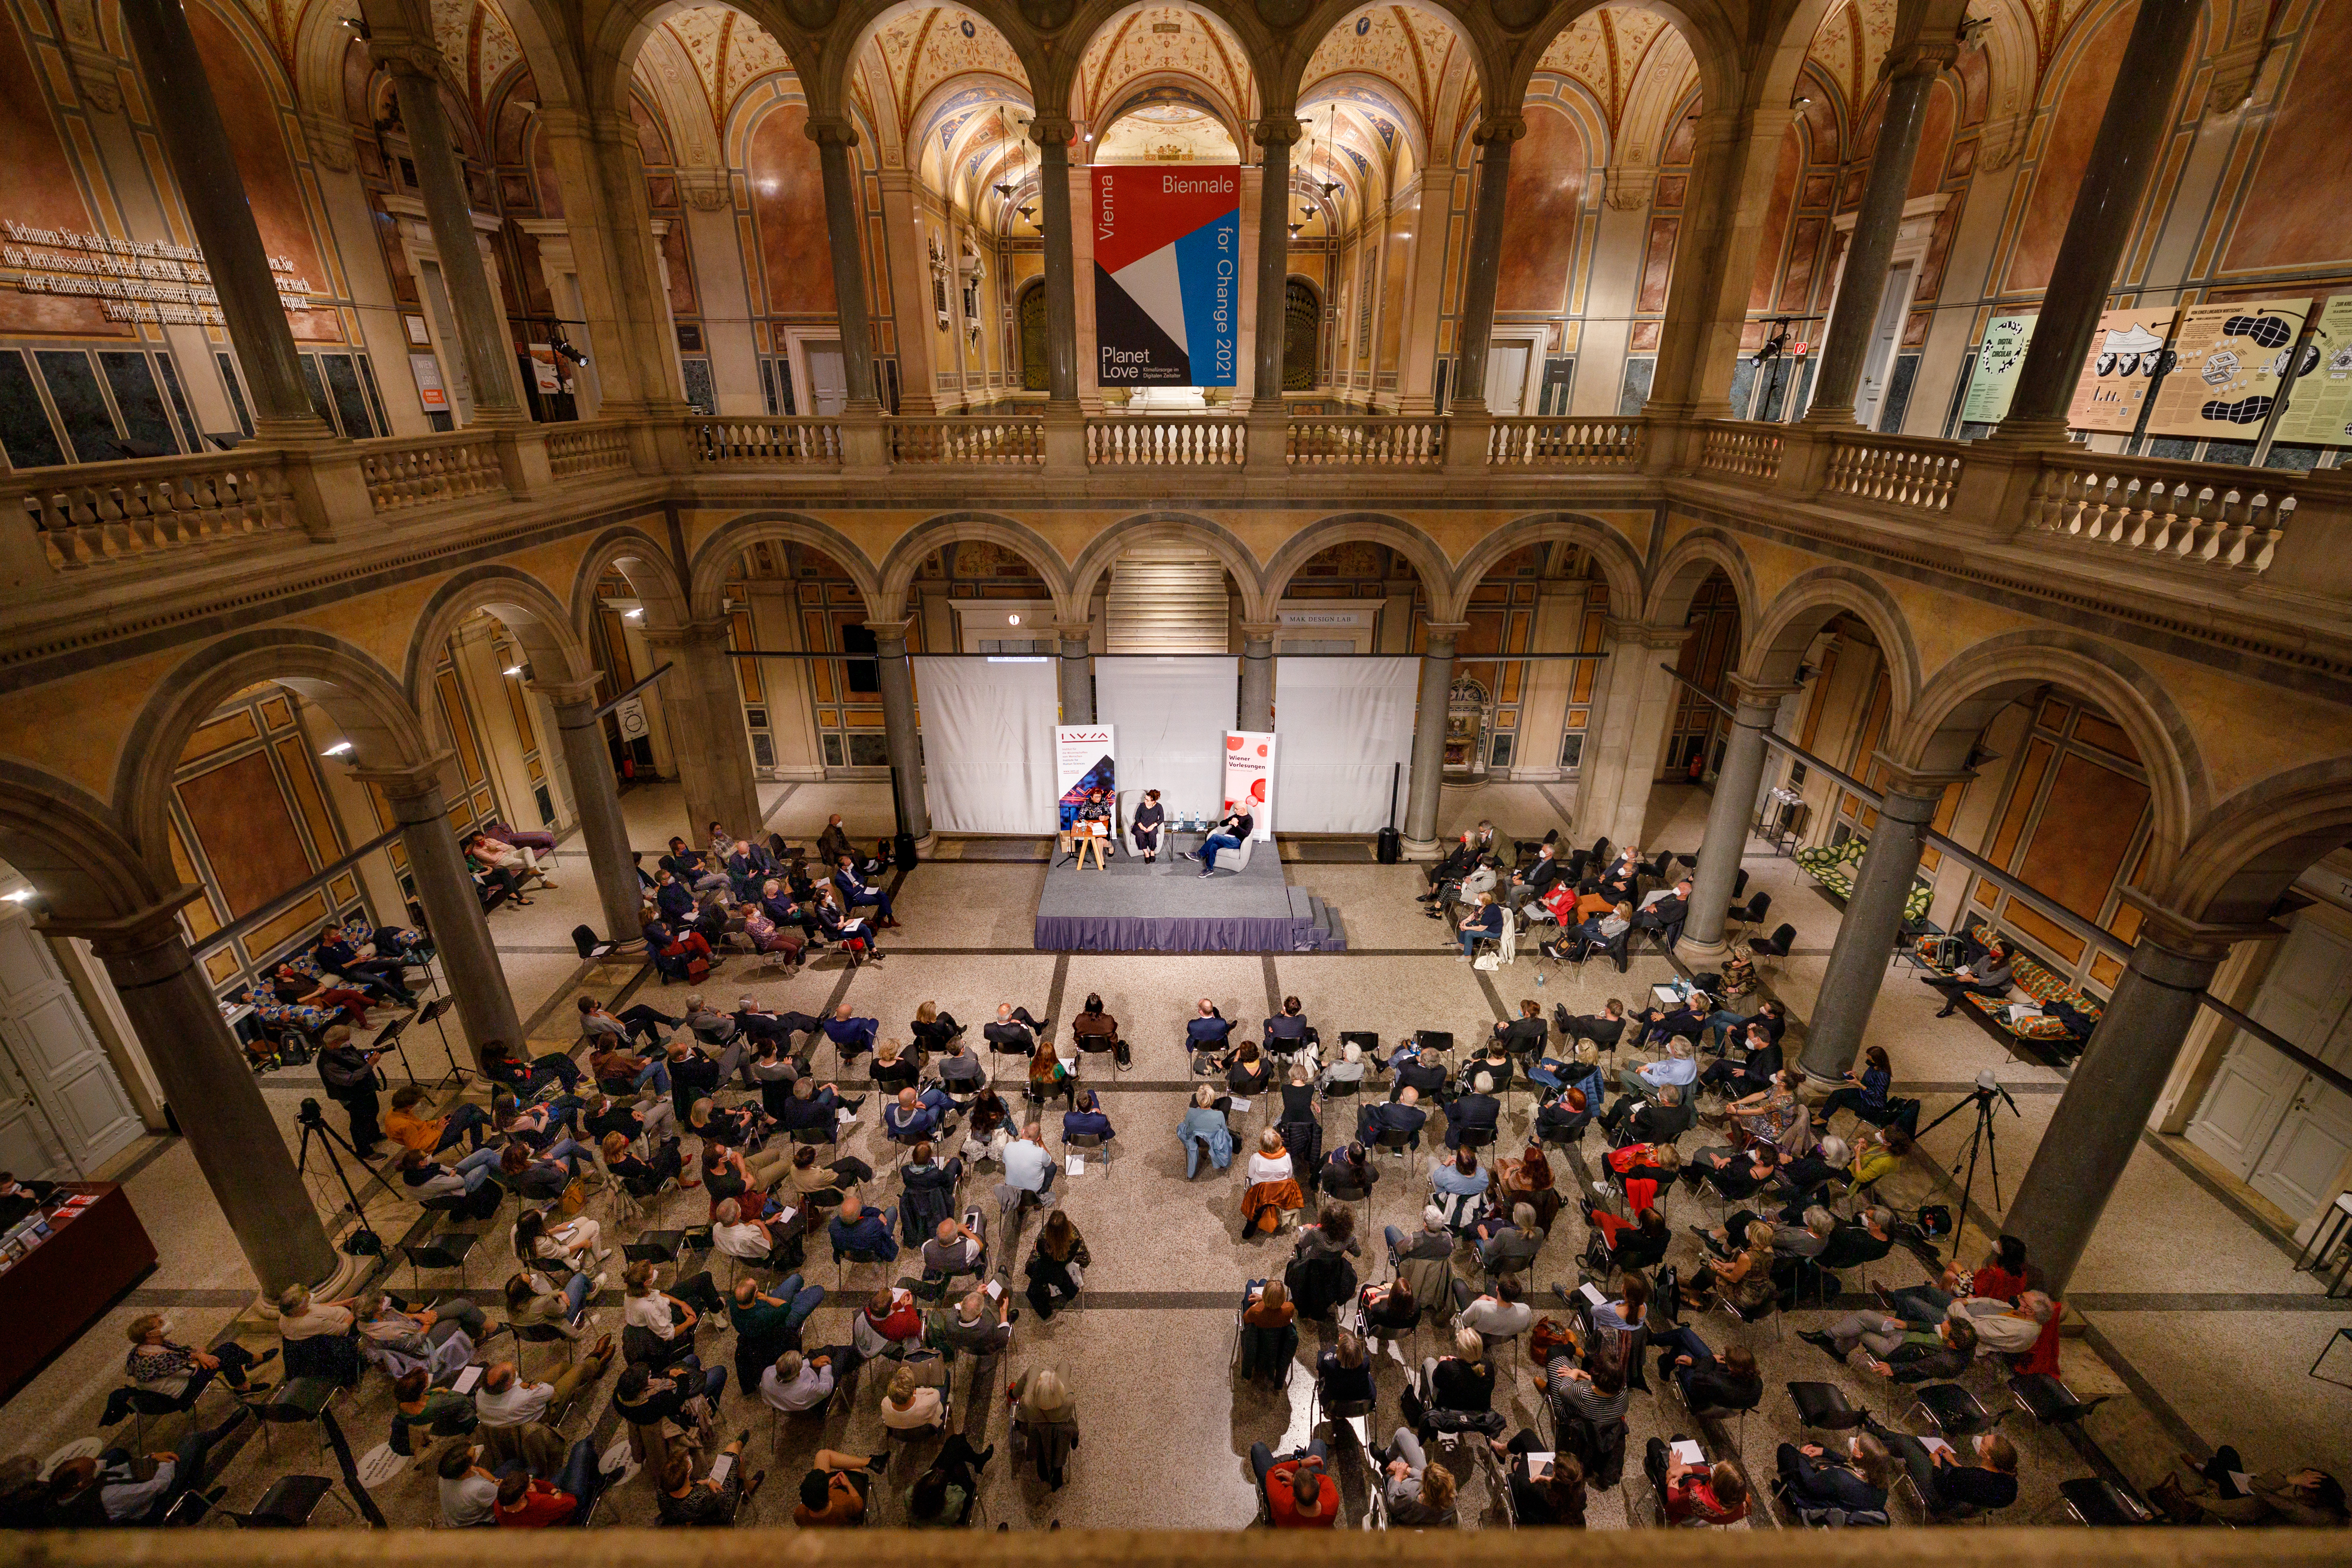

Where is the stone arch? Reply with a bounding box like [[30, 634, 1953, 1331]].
[[1272, 0, 1502, 118], [1505, 0, 1747, 124], [1889, 630, 2205, 889], [114, 630, 438, 884], [570, 525, 690, 639], [688, 513, 886, 622], [1055, 0, 1281, 121], [402, 566, 597, 751], [877, 512, 1077, 623], [1256, 514, 1448, 621], [813, 0, 1045, 123], [2161, 758, 2352, 926], [1442, 511, 1646, 622], [1642, 525, 1759, 633], [1740, 564, 1922, 716], [583, 0, 823, 121], [0, 762, 165, 925], [1065, 511, 1271, 622]]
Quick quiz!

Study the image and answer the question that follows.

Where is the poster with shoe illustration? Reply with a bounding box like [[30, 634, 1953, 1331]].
[[2271, 293, 2352, 448], [2147, 298, 2314, 440], [2066, 307, 2180, 432]]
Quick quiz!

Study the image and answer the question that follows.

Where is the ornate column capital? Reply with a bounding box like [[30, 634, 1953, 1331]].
[[348, 755, 459, 809], [41, 889, 206, 961], [1251, 116, 1305, 147], [1604, 617, 1692, 651], [675, 168, 731, 212], [1238, 620, 1284, 644], [1050, 621, 1094, 644], [1423, 620, 1471, 657], [1472, 114, 1527, 146], [366, 33, 444, 84], [803, 114, 861, 149], [1865, 753, 1975, 809], [1724, 674, 1804, 723], [527, 676, 604, 712], [860, 616, 917, 655], [2114, 890, 2284, 975], [1028, 115, 1077, 149], [1883, 38, 1958, 81]]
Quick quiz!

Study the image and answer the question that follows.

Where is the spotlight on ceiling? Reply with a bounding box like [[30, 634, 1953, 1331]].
[[322, 741, 353, 756]]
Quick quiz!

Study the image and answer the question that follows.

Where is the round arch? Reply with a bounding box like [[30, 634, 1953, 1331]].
[[1271, 0, 1501, 118], [1068, 511, 1273, 622], [2161, 758, 2352, 925], [1442, 511, 1646, 622], [403, 566, 597, 746], [582, 0, 823, 121], [114, 631, 439, 883], [571, 525, 691, 639], [689, 513, 887, 623], [876, 513, 1077, 623], [1739, 564, 1922, 713], [1256, 514, 1449, 620], [0, 761, 166, 924], [1504, 0, 1746, 123], [1052, 0, 1280, 121], [812, 0, 1045, 123], [1888, 631, 2206, 885], [1642, 525, 1759, 632]]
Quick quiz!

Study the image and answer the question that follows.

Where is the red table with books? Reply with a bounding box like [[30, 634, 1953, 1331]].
[[0, 1182, 158, 1396]]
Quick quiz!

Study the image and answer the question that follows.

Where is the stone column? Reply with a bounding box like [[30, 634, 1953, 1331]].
[[2005, 900, 2264, 1292], [1032, 118, 1081, 407], [866, 618, 932, 847], [59, 897, 337, 1295], [806, 116, 879, 410], [1991, 0, 2204, 446], [117, 0, 334, 440], [643, 619, 762, 844], [1579, 620, 1691, 850], [1053, 620, 1094, 724], [534, 678, 642, 946], [1446, 116, 1524, 420], [1238, 621, 1279, 734], [877, 170, 942, 416], [377, 39, 522, 421], [1801, 44, 1952, 425], [1249, 117, 1300, 406], [1798, 758, 1972, 1082], [1680, 677, 1798, 958], [1645, 103, 1798, 432], [1401, 622, 1469, 855], [350, 762, 524, 1069]]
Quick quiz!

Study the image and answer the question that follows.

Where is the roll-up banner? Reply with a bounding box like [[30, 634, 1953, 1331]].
[[1223, 731, 1275, 840], [1092, 166, 1240, 386], [1055, 725, 1115, 834]]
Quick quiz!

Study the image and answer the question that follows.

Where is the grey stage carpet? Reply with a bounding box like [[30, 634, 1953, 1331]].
[[1033, 842, 1310, 952]]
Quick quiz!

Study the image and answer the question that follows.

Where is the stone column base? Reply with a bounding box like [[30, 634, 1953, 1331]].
[[1400, 836, 1441, 861]]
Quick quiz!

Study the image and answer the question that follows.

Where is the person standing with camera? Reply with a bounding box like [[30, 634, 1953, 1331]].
[[316, 1024, 386, 1151]]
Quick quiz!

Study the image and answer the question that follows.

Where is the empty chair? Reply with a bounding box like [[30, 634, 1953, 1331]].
[[220, 1475, 354, 1528], [2060, 1477, 2155, 1527], [1725, 891, 1772, 940], [1908, 1383, 2004, 1439], [1748, 923, 1797, 974], [2006, 1373, 2109, 1427], [1786, 1381, 1867, 1432]]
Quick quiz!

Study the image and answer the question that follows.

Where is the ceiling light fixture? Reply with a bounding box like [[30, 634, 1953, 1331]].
[[504, 664, 525, 676], [322, 741, 353, 756], [1007, 613, 1021, 626], [624, 607, 644, 620], [4, 890, 32, 903]]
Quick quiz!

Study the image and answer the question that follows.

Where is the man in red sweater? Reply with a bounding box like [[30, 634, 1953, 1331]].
[[493, 1437, 612, 1527], [1249, 1439, 1339, 1527]]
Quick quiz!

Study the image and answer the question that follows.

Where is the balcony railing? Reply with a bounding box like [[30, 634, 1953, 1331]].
[[2027, 453, 2292, 575], [9, 448, 296, 569], [1698, 421, 1782, 480], [1086, 416, 1244, 467], [693, 418, 842, 467], [1286, 416, 1447, 468], [1824, 429, 1964, 515], [359, 431, 506, 513], [888, 417, 1043, 466], [1486, 417, 1646, 470], [546, 419, 637, 479]]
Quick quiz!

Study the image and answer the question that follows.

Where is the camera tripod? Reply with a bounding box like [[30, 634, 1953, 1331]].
[[296, 1097, 385, 1258], [1915, 1078, 2020, 1264]]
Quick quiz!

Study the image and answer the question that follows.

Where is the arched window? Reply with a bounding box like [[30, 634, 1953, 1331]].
[[1283, 277, 1321, 390], [1017, 282, 1048, 391]]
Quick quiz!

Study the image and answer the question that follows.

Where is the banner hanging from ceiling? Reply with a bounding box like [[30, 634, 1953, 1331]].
[[1092, 166, 1240, 386], [1221, 731, 1275, 840]]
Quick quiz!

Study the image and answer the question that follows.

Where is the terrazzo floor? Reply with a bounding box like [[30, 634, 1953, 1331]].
[[13, 777, 2348, 1530]]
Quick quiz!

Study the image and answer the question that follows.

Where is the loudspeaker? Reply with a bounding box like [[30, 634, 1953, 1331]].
[[893, 832, 918, 872], [1375, 827, 1402, 864]]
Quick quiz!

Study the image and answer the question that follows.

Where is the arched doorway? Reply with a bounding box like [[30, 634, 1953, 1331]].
[[1284, 277, 1321, 390], [1017, 281, 1048, 392]]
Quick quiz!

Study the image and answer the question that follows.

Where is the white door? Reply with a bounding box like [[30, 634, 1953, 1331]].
[[0, 914, 141, 1177], [1854, 261, 1912, 430], [2189, 917, 2352, 1228], [805, 343, 848, 416], [1484, 340, 1531, 415], [2250, 1081, 2352, 1226]]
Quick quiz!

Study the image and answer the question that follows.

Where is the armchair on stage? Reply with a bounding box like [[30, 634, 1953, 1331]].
[[1207, 834, 1255, 875]]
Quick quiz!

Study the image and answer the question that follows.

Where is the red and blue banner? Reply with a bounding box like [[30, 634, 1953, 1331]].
[[1092, 166, 1240, 385]]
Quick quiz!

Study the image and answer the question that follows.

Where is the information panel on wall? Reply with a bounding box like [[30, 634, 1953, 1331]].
[[2274, 294, 2352, 447], [1960, 313, 2037, 424], [1092, 166, 1239, 386], [2067, 307, 2179, 432], [2147, 298, 2314, 441], [1222, 731, 1275, 840]]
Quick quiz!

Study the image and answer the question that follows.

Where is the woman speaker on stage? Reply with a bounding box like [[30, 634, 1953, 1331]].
[[1131, 790, 1165, 862]]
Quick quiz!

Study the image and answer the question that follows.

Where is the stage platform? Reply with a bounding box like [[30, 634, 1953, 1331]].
[[1032, 842, 1348, 953]]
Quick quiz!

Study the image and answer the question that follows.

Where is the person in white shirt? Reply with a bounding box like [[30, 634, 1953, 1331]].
[[879, 1362, 948, 1431], [1621, 1036, 1699, 1097], [1455, 1276, 1534, 1343], [1247, 1126, 1295, 1185], [475, 1340, 615, 1428], [711, 1198, 792, 1269], [994, 1123, 1056, 1218], [437, 1443, 501, 1526], [759, 1348, 834, 1413]]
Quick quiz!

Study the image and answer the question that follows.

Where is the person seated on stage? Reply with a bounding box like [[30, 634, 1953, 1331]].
[[1651, 1325, 1762, 1412], [1062, 1089, 1115, 1145], [1186, 999, 1236, 1053], [1129, 789, 1166, 861], [1799, 1311, 1978, 1383], [1776, 1433, 1893, 1516], [983, 1002, 1050, 1054], [1493, 998, 1549, 1060], [1194, 803, 1255, 876], [1358, 1085, 1429, 1152], [1647, 1438, 1749, 1526], [833, 856, 900, 929], [1921, 938, 2014, 1017]]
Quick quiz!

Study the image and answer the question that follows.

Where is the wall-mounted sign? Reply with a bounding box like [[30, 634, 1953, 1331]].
[[2066, 306, 2179, 433], [2273, 293, 2352, 448], [2146, 297, 2314, 441], [409, 353, 448, 411], [526, 343, 563, 394], [0, 220, 314, 327], [1960, 313, 2037, 425]]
